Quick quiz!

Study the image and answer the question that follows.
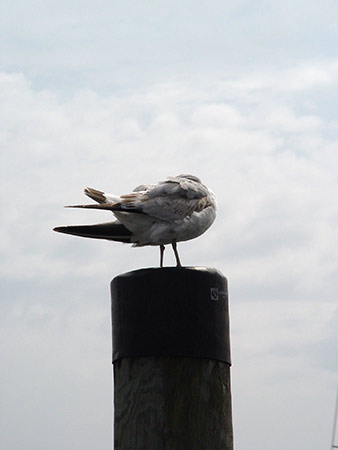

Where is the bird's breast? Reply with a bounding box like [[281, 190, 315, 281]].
[[145, 205, 216, 245]]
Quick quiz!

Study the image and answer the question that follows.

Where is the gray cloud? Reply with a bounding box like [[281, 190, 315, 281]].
[[1, 1, 338, 92], [1, 53, 338, 450]]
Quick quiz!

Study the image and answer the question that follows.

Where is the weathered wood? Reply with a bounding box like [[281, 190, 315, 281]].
[[114, 356, 233, 450], [112, 268, 233, 449]]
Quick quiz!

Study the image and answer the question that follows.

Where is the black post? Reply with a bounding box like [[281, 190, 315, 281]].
[[111, 267, 233, 450]]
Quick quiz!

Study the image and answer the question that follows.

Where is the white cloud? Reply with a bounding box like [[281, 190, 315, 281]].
[[1, 65, 338, 449], [231, 61, 338, 92]]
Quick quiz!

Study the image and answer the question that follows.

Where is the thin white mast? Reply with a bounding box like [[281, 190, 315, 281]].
[[331, 383, 338, 449]]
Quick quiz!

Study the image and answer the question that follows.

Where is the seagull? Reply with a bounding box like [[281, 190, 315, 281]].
[[53, 174, 217, 267]]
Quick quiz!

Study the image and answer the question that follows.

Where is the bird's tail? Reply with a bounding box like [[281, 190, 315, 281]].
[[84, 187, 120, 204], [84, 187, 107, 203], [65, 203, 117, 211], [53, 222, 132, 243], [64, 202, 145, 214]]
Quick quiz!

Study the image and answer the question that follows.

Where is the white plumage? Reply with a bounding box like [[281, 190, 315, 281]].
[[54, 174, 217, 267]]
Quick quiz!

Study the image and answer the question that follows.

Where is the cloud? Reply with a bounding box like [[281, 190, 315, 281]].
[[229, 61, 338, 92], [1, 64, 338, 449], [2, 63, 338, 300], [1, 0, 338, 93]]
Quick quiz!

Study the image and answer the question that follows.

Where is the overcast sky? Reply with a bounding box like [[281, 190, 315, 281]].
[[1, 1, 338, 449]]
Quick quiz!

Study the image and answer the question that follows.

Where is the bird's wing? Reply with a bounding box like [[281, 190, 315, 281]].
[[69, 177, 214, 222], [117, 177, 214, 221], [148, 176, 207, 200]]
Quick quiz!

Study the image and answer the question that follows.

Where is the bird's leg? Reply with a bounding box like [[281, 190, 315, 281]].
[[172, 241, 182, 267], [160, 245, 165, 267]]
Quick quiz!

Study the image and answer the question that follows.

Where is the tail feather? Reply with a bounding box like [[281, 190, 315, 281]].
[[65, 203, 117, 210], [84, 187, 107, 204], [65, 203, 145, 214], [53, 222, 132, 243]]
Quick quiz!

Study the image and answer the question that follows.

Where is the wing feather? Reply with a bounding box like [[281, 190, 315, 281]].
[[116, 177, 213, 220], [76, 175, 214, 222]]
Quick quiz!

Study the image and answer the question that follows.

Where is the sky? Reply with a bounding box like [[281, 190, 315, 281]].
[[1, 1, 338, 449]]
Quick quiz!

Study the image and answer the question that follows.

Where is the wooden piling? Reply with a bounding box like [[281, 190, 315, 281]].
[[111, 267, 233, 450]]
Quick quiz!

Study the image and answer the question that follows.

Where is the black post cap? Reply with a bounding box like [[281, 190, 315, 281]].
[[111, 267, 231, 364]]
